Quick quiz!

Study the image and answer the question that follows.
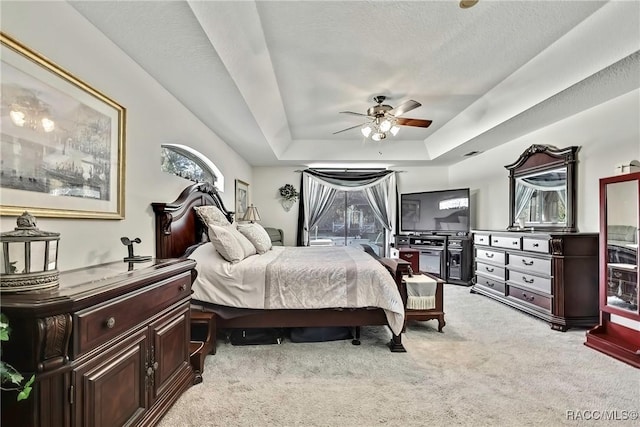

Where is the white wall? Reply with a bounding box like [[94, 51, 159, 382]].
[[251, 167, 301, 246], [0, 2, 252, 270]]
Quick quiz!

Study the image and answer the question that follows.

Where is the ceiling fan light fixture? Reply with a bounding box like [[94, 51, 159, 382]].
[[41, 117, 55, 132], [361, 125, 372, 138], [378, 118, 392, 132], [390, 125, 400, 136], [371, 132, 385, 142], [9, 110, 26, 127]]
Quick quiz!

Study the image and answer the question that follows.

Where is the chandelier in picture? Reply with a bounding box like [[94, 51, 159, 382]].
[[8, 91, 55, 133], [334, 95, 432, 141]]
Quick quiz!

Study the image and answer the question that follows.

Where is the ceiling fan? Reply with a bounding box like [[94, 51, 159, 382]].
[[333, 95, 432, 141]]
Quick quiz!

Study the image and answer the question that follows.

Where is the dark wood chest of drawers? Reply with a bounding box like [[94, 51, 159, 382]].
[[471, 230, 599, 331], [1, 258, 196, 427]]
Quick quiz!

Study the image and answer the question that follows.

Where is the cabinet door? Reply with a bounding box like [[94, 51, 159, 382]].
[[72, 330, 148, 427], [149, 303, 191, 403]]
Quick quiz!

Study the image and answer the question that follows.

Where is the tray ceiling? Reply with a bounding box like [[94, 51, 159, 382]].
[[70, 0, 640, 167]]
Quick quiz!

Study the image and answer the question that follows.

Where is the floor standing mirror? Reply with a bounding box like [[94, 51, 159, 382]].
[[585, 171, 640, 368]]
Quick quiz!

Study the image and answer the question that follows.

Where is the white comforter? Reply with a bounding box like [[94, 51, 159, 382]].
[[189, 244, 405, 335]]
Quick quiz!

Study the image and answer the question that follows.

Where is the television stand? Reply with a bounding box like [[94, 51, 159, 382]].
[[395, 234, 473, 286]]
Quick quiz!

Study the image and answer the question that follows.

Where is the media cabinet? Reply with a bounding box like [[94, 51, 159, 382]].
[[395, 234, 473, 286]]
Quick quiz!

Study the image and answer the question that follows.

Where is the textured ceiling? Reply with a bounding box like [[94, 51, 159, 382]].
[[70, 0, 640, 167]]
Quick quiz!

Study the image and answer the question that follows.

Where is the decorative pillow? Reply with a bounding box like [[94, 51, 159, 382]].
[[194, 205, 231, 227], [238, 223, 273, 254], [228, 222, 258, 258], [207, 224, 245, 263]]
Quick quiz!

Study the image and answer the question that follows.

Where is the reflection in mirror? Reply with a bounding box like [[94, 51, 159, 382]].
[[606, 180, 639, 314], [515, 167, 567, 227]]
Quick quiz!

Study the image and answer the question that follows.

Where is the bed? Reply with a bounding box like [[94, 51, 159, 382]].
[[152, 182, 410, 352]]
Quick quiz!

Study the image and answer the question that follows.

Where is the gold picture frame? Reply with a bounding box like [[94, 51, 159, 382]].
[[235, 179, 249, 220], [0, 32, 126, 219]]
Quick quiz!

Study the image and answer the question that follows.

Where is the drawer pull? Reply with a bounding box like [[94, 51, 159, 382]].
[[485, 266, 495, 273], [521, 293, 535, 302], [106, 317, 116, 329], [179, 284, 187, 291], [492, 240, 498, 244], [512, 241, 519, 245], [487, 282, 494, 288], [522, 276, 535, 284], [522, 259, 534, 266], [485, 252, 494, 258], [404, 254, 414, 258], [532, 243, 539, 247]]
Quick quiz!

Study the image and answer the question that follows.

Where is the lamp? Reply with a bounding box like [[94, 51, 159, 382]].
[[242, 204, 261, 223], [360, 116, 399, 141], [0, 211, 60, 293], [8, 94, 55, 133]]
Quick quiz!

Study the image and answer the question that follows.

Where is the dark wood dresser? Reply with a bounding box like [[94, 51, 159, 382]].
[[471, 230, 599, 331], [1, 258, 196, 427]]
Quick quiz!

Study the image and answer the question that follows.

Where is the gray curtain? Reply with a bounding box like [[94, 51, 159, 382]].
[[301, 170, 396, 255], [302, 173, 337, 245]]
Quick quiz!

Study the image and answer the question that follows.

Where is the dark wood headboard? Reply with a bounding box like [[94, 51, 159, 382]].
[[152, 182, 233, 259]]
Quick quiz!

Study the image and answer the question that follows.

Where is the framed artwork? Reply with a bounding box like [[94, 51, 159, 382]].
[[235, 179, 249, 220], [0, 32, 126, 219]]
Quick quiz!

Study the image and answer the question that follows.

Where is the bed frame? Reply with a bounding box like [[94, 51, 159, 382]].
[[152, 182, 409, 352]]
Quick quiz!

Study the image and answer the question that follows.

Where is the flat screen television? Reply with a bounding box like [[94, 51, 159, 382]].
[[400, 188, 470, 234]]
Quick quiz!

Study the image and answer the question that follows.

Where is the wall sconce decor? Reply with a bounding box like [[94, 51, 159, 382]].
[[278, 184, 299, 212], [0, 211, 60, 292]]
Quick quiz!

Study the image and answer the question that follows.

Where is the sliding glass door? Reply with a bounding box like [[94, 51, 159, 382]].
[[311, 190, 385, 255]]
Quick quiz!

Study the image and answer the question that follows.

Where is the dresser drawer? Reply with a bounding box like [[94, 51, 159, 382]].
[[474, 233, 491, 246], [508, 270, 552, 294], [507, 253, 551, 276], [475, 274, 506, 294], [522, 237, 549, 254], [475, 248, 505, 265], [508, 286, 552, 311], [75, 272, 192, 356], [491, 235, 521, 250], [476, 262, 506, 280]]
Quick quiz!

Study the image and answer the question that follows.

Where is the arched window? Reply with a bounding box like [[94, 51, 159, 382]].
[[160, 143, 224, 192]]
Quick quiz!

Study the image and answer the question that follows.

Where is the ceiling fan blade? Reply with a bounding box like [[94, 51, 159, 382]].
[[389, 100, 421, 117], [333, 122, 368, 134], [395, 117, 433, 128], [339, 111, 369, 117]]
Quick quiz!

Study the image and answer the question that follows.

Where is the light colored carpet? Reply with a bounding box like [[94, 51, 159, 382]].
[[159, 285, 640, 427]]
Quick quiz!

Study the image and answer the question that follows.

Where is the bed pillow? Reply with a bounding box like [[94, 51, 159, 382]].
[[228, 222, 258, 258], [194, 205, 231, 227], [207, 224, 245, 263], [238, 223, 273, 254]]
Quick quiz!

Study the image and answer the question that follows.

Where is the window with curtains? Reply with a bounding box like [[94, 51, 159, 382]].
[[298, 169, 396, 256], [312, 190, 385, 255]]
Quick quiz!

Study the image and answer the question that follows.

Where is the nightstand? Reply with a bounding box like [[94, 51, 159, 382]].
[[403, 272, 446, 332]]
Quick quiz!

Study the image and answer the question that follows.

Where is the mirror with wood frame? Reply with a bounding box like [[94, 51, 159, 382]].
[[604, 178, 639, 314], [505, 145, 578, 232]]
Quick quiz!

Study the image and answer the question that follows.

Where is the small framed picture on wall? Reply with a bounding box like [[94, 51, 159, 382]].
[[235, 179, 249, 219]]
